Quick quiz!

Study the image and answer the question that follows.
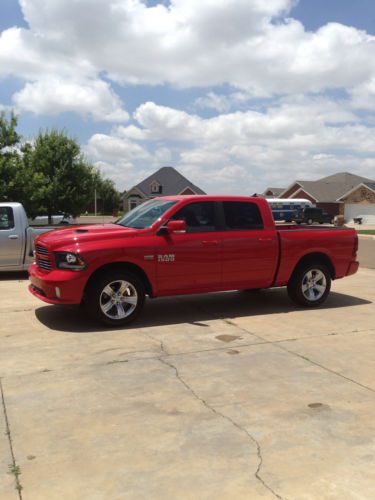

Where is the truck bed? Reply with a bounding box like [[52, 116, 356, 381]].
[[275, 225, 357, 286]]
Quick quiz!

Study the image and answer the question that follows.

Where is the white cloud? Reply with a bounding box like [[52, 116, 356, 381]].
[[0, 0, 374, 191], [1, 1, 375, 95], [84, 100, 375, 194], [12, 78, 129, 122], [84, 131, 153, 189], [350, 78, 375, 111], [85, 133, 150, 163]]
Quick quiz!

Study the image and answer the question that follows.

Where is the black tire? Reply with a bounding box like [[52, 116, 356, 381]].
[[307, 218, 313, 225], [287, 263, 331, 307], [85, 270, 145, 326]]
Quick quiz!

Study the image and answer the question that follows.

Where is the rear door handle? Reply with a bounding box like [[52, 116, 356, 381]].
[[8, 235, 19, 239], [202, 240, 219, 245]]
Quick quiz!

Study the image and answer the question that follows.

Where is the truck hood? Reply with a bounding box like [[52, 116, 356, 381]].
[[36, 224, 140, 250]]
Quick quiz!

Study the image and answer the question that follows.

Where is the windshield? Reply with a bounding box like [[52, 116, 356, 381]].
[[116, 200, 177, 229]]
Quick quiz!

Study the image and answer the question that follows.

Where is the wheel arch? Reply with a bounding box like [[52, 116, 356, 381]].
[[291, 252, 336, 281], [84, 262, 153, 298]]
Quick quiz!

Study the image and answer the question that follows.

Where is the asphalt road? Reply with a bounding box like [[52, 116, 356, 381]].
[[0, 269, 374, 500]]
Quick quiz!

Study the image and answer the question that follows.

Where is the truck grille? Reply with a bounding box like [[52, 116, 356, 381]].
[[37, 257, 52, 271], [36, 244, 49, 256], [35, 245, 53, 271]]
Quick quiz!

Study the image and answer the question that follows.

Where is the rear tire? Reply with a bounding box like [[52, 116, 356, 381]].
[[287, 263, 331, 307], [85, 270, 145, 326]]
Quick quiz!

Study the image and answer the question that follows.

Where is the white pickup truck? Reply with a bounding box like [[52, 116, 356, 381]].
[[0, 202, 64, 271]]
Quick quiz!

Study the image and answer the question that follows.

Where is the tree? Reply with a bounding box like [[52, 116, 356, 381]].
[[0, 114, 119, 221], [0, 111, 20, 149], [96, 177, 121, 215], [0, 112, 26, 204], [27, 129, 98, 222]]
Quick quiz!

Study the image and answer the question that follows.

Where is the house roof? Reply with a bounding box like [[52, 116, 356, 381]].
[[282, 172, 375, 202], [126, 166, 205, 197]]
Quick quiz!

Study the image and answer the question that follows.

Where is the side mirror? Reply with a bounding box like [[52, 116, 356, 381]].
[[157, 219, 186, 235], [167, 220, 186, 233]]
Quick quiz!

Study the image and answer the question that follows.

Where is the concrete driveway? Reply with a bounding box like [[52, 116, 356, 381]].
[[0, 269, 374, 500], [358, 235, 375, 269]]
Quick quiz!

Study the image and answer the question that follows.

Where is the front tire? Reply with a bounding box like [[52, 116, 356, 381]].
[[85, 271, 145, 326], [287, 264, 331, 307]]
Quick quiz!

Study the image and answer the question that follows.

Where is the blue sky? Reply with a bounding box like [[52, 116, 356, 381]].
[[0, 0, 374, 193]]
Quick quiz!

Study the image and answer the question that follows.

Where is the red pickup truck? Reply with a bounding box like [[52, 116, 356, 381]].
[[29, 196, 359, 326]]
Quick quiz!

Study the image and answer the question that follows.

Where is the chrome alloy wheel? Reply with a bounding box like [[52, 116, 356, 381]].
[[301, 269, 327, 302], [100, 280, 138, 320]]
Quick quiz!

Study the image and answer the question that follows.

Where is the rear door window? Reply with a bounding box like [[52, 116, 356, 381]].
[[0, 207, 14, 230], [223, 202, 264, 230]]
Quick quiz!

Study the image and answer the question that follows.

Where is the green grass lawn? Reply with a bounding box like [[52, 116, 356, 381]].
[[357, 230, 375, 235]]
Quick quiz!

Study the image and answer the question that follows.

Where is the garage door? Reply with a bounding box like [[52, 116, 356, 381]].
[[344, 204, 375, 221]]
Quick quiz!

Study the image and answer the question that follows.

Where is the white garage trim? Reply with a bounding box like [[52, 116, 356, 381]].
[[344, 204, 375, 221]]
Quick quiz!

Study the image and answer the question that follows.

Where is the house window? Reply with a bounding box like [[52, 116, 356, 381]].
[[150, 181, 162, 194], [129, 199, 139, 211]]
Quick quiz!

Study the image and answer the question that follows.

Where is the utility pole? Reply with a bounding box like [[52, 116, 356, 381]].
[[94, 188, 97, 216]]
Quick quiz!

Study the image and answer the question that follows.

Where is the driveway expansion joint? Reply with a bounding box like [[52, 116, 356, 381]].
[[278, 347, 375, 394], [0, 378, 23, 500], [158, 356, 284, 500], [193, 303, 375, 394]]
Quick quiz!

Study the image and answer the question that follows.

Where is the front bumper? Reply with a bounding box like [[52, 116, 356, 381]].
[[28, 263, 87, 305]]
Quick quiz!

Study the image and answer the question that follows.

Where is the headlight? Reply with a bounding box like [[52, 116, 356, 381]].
[[55, 252, 86, 270]]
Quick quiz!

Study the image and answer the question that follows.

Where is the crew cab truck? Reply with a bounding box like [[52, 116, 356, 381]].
[[0, 202, 61, 271], [28, 196, 359, 326]]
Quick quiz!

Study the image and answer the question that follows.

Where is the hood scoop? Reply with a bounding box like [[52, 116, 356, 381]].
[[74, 228, 89, 233]]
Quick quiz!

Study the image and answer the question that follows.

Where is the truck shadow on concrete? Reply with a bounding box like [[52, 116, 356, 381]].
[[0, 272, 29, 281], [34, 288, 372, 333]]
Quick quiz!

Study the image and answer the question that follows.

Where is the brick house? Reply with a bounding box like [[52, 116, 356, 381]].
[[278, 172, 375, 220], [121, 166, 205, 212]]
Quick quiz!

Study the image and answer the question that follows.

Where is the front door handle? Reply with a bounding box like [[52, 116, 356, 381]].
[[8, 235, 19, 239], [258, 237, 272, 242]]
